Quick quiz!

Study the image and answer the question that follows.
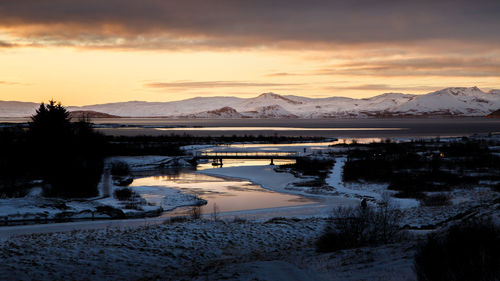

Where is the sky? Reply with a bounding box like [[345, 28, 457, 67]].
[[0, 0, 499, 106]]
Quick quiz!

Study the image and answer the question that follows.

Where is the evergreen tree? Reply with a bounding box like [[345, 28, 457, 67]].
[[29, 100, 71, 137], [28, 100, 106, 198]]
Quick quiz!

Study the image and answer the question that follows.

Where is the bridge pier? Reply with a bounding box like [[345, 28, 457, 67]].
[[195, 150, 303, 167], [212, 158, 223, 167]]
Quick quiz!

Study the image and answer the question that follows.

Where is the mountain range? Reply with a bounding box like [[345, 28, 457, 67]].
[[1, 87, 499, 118]]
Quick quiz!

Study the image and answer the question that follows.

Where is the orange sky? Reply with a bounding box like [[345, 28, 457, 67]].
[[0, 1, 499, 106]]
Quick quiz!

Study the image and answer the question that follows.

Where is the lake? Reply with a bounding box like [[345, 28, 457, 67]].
[[2, 117, 499, 137], [86, 118, 500, 137]]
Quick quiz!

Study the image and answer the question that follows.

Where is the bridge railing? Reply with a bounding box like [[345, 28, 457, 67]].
[[195, 150, 301, 157]]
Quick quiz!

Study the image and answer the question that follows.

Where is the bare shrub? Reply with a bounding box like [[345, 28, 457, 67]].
[[123, 202, 143, 211], [190, 205, 202, 220], [110, 161, 130, 177], [113, 188, 133, 201], [421, 193, 451, 206], [316, 198, 402, 252], [374, 195, 403, 243], [164, 216, 189, 224], [211, 203, 220, 221], [414, 218, 500, 281], [232, 217, 247, 223]]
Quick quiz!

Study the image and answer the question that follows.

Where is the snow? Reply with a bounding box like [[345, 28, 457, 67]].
[[105, 155, 191, 170], [223, 260, 329, 281], [186, 106, 244, 118], [197, 163, 360, 218], [243, 104, 298, 118], [391, 87, 500, 115], [2, 87, 499, 118], [0, 218, 417, 280], [0, 196, 141, 222], [199, 165, 302, 195], [326, 157, 420, 209], [127, 185, 206, 211], [0, 141, 499, 279], [101, 156, 204, 212]]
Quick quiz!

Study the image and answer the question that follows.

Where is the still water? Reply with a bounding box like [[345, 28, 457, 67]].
[[3, 117, 499, 137], [127, 138, 375, 216], [125, 139, 349, 216], [123, 133, 462, 215], [130, 168, 315, 216]]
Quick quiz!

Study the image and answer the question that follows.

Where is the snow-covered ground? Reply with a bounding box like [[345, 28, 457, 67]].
[[1, 140, 499, 280], [0, 217, 419, 281], [326, 157, 419, 209], [105, 155, 192, 171], [200, 165, 303, 196], [1, 203, 497, 280]]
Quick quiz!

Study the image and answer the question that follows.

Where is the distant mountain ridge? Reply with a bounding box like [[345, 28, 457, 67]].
[[1, 87, 499, 118], [69, 110, 120, 119]]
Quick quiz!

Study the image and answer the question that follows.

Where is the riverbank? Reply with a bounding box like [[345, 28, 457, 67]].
[[1, 137, 499, 280], [0, 156, 204, 225]]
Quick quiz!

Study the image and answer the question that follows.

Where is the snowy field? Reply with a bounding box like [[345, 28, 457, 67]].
[[1, 138, 499, 280], [0, 217, 419, 281], [1, 201, 498, 280]]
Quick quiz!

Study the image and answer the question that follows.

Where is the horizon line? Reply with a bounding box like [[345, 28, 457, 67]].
[[0, 85, 498, 107]]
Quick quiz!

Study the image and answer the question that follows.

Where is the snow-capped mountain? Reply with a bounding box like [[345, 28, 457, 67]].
[[1, 87, 499, 118], [390, 87, 500, 116], [0, 101, 39, 117], [243, 105, 298, 118], [184, 107, 243, 118]]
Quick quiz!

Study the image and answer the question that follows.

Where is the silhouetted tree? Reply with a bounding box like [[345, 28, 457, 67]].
[[29, 100, 71, 139], [28, 100, 106, 198]]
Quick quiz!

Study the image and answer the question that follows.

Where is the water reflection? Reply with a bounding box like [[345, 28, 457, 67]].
[[197, 159, 295, 170], [127, 139, 383, 215], [226, 138, 384, 148], [156, 127, 405, 131], [130, 170, 316, 215]]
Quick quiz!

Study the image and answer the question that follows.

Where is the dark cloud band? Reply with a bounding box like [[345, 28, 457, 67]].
[[0, 0, 499, 49], [145, 80, 302, 90]]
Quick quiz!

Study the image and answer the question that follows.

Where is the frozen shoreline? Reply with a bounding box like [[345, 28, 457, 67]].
[[197, 164, 360, 217], [0, 156, 203, 225], [1, 141, 499, 280], [326, 157, 420, 209]]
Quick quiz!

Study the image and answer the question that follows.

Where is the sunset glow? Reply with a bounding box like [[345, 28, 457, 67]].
[[0, 1, 499, 105]]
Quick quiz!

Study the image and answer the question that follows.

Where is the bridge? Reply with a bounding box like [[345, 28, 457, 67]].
[[193, 150, 306, 165]]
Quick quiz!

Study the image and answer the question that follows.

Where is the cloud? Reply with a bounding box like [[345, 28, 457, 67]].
[[325, 84, 441, 92], [144, 80, 302, 90], [0, 0, 499, 50], [0, 80, 24, 85], [315, 56, 500, 77], [0, 40, 14, 48], [264, 72, 302, 77]]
